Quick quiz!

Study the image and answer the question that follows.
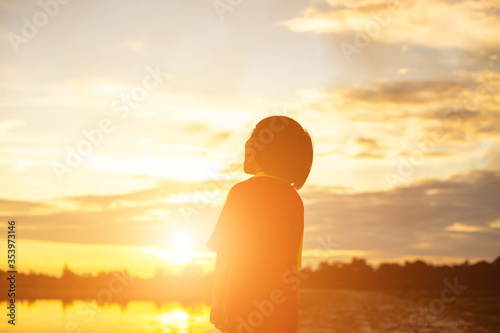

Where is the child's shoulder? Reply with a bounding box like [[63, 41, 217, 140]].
[[226, 177, 265, 195], [231, 177, 301, 197], [230, 178, 255, 192], [228, 177, 303, 209]]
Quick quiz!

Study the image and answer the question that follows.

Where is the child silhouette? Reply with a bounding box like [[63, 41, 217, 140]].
[[207, 115, 313, 333]]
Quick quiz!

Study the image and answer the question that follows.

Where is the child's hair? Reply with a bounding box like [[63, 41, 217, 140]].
[[246, 115, 313, 191]]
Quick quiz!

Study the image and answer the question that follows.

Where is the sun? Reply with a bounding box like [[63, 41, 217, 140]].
[[170, 229, 192, 251]]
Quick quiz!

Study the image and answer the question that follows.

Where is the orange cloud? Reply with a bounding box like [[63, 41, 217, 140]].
[[282, 0, 500, 50]]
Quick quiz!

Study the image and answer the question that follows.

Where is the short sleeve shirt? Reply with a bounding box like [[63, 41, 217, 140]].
[[206, 175, 304, 333]]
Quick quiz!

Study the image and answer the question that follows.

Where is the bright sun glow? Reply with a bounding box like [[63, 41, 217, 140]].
[[170, 230, 192, 251], [156, 309, 190, 326]]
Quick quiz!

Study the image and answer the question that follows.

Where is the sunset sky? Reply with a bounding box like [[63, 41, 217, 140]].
[[1, 0, 499, 278]]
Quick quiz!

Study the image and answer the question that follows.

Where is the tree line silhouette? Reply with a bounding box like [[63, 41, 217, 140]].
[[1, 256, 498, 305], [299, 257, 500, 293]]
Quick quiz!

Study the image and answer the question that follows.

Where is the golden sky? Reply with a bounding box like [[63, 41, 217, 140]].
[[0, 0, 499, 277]]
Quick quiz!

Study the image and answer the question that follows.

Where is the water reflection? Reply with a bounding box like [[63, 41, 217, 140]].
[[0, 300, 218, 333]]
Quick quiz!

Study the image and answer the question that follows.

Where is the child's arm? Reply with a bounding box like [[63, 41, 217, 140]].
[[212, 252, 231, 301], [210, 251, 231, 330]]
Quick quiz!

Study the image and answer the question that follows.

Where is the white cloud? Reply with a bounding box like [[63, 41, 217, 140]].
[[0, 119, 24, 136]]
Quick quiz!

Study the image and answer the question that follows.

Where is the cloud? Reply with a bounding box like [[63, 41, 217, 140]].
[[298, 71, 500, 161], [0, 119, 24, 136], [183, 122, 210, 133], [281, 0, 500, 50], [301, 169, 500, 260], [485, 147, 500, 171], [0, 198, 48, 215], [286, 71, 500, 190], [343, 80, 468, 105], [445, 222, 486, 232], [337, 71, 500, 108], [491, 219, 500, 228], [208, 131, 233, 147], [354, 137, 380, 148], [0, 175, 242, 250], [333, 137, 385, 159], [59, 177, 214, 211], [0, 168, 498, 262]]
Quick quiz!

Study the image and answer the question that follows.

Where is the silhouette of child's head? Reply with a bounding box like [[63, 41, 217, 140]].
[[244, 115, 313, 190]]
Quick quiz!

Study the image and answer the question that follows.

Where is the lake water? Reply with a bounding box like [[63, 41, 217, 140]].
[[0, 300, 220, 333]]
